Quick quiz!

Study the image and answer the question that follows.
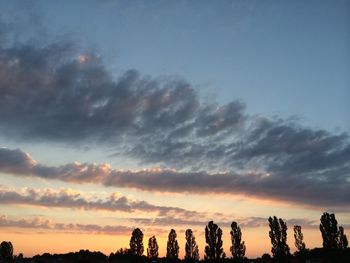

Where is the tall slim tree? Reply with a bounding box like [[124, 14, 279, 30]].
[[230, 221, 246, 260], [147, 236, 159, 259], [185, 229, 199, 262], [268, 216, 290, 259], [293, 225, 306, 252], [338, 226, 348, 249], [320, 212, 339, 249], [130, 228, 144, 256], [205, 221, 224, 260], [167, 229, 179, 259]]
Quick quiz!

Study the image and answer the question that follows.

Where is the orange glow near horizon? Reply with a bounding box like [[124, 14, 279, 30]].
[[1, 225, 335, 259]]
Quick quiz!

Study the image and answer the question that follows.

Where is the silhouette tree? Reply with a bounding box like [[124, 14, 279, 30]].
[[293, 225, 306, 252], [338, 226, 348, 249], [166, 229, 179, 259], [320, 212, 339, 249], [204, 221, 225, 260], [130, 228, 144, 256], [0, 241, 13, 261], [268, 216, 290, 259], [147, 236, 159, 259], [185, 229, 199, 262], [230, 221, 246, 260]]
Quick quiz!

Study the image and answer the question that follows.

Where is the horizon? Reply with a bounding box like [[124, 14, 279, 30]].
[[0, 0, 349, 259]]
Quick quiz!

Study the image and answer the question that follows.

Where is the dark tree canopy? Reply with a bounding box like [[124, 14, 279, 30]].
[[293, 225, 306, 252], [230, 221, 246, 260], [166, 229, 179, 259], [338, 226, 348, 249], [185, 229, 199, 261], [147, 236, 159, 259], [0, 241, 13, 260], [129, 228, 144, 256], [205, 221, 225, 260], [268, 216, 290, 259], [320, 212, 339, 249]]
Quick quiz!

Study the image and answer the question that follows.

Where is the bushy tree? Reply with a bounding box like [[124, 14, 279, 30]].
[[185, 229, 199, 262], [130, 228, 144, 256], [293, 225, 306, 252], [0, 241, 13, 260], [320, 212, 339, 249], [147, 236, 159, 259], [268, 216, 290, 259], [205, 221, 224, 260], [167, 229, 179, 259], [338, 226, 348, 249], [230, 221, 246, 260]]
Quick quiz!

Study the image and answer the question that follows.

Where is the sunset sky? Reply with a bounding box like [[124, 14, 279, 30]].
[[0, 0, 349, 259]]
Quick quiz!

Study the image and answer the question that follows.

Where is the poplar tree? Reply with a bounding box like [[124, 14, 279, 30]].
[[147, 236, 159, 259], [338, 226, 348, 249], [167, 229, 179, 259], [204, 221, 225, 260], [320, 212, 339, 249], [293, 225, 306, 252], [130, 228, 144, 256], [230, 221, 246, 260], [185, 229, 199, 262], [268, 216, 290, 259]]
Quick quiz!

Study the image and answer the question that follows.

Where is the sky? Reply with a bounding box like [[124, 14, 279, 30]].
[[0, 0, 349, 259]]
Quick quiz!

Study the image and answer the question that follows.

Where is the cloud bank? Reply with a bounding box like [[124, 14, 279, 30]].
[[0, 185, 198, 217], [0, 147, 349, 209], [0, 22, 349, 211]]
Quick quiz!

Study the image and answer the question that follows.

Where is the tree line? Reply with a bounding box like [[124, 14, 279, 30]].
[[112, 212, 348, 262], [0, 212, 348, 263]]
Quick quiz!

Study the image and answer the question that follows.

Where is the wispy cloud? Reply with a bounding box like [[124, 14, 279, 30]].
[[0, 185, 199, 217], [0, 215, 140, 235], [0, 147, 349, 210], [130, 216, 320, 229]]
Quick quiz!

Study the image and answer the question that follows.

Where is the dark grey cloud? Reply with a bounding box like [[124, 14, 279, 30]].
[[0, 147, 349, 209], [0, 186, 198, 217], [0, 22, 246, 169]]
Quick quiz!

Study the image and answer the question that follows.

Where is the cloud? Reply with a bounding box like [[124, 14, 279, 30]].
[[0, 214, 135, 235], [0, 147, 349, 210], [0, 185, 199, 217], [130, 216, 320, 229], [0, 21, 349, 211]]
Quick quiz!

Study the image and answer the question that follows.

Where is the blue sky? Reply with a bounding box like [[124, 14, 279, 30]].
[[0, 0, 349, 258]]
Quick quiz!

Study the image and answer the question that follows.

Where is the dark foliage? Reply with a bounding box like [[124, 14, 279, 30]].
[[185, 229, 199, 262], [320, 212, 339, 249], [293, 225, 306, 252], [130, 228, 144, 256], [230, 221, 246, 260], [338, 226, 349, 249], [305, 247, 350, 263], [204, 221, 224, 260], [31, 250, 107, 263], [147, 236, 159, 259], [0, 241, 13, 261], [166, 229, 179, 260], [268, 216, 290, 260]]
